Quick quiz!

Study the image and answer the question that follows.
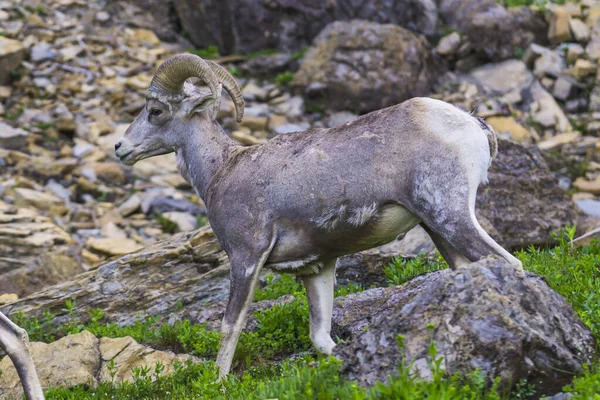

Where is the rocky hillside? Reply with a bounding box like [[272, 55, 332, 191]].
[[0, 0, 600, 398]]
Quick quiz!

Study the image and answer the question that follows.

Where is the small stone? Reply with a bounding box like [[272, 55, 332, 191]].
[[569, 59, 597, 80], [33, 77, 52, 89], [240, 115, 268, 131], [0, 10, 9, 21], [533, 49, 564, 79], [552, 77, 574, 101], [230, 130, 265, 146], [537, 131, 581, 151], [523, 43, 548, 68], [548, 9, 573, 44], [436, 32, 461, 56], [569, 18, 590, 42], [26, 13, 44, 27], [267, 114, 289, 131], [73, 142, 95, 158], [273, 122, 311, 135], [586, 36, 600, 60], [576, 199, 600, 217], [126, 74, 152, 90], [130, 29, 161, 45], [90, 163, 126, 184], [0, 86, 11, 99], [95, 11, 110, 22], [243, 81, 269, 102], [0, 122, 28, 149], [327, 111, 357, 127], [30, 41, 57, 63], [565, 44, 584, 63], [101, 222, 128, 239], [82, 248, 102, 265], [59, 45, 82, 61], [485, 116, 530, 143], [0, 293, 18, 305], [273, 95, 304, 118], [13, 188, 62, 210], [574, 176, 600, 195], [161, 211, 198, 232], [0, 36, 25, 84], [86, 237, 142, 256], [572, 192, 596, 201], [590, 87, 600, 112], [118, 194, 142, 217]]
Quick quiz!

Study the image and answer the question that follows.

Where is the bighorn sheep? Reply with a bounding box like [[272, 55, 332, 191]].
[[115, 53, 521, 377], [0, 312, 44, 399]]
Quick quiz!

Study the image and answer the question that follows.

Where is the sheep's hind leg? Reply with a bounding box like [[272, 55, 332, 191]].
[[0, 311, 44, 400], [301, 260, 337, 355], [409, 163, 521, 269], [420, 223, 470, 270]]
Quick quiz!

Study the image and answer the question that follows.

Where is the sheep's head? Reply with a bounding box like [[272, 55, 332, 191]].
[[115, 54, 244, 165]]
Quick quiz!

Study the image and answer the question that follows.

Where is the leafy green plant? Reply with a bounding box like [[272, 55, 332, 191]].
[[384, 254, 447, 286], [275, 71, 295, 86], [291, 48, 308, 62], [187, 45, 220, 60], [255, 273, 303, 301], [17, 232, 600, 398], [246, 49, 278, 59], [196, 214, 209, 228], [155, 213, 177, 233]]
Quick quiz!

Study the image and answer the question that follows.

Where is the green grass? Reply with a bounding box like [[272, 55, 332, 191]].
[[196, 215, 209, 228], [10, 230, 600, 398], [291, 48, 308, 62], [187, 46, 220, 60], [246, 49, 278, 59], [274, 71, 295, 87], [384, 254, 448, 286], [155, 213, 177, 233]]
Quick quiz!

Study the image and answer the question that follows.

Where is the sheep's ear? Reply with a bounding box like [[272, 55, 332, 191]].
[[181, 92, 217, 119]]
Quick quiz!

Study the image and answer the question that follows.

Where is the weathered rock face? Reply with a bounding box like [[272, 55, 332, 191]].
[[293, 20, 442, 113], [479, 138, 576, 248], [174, 0, 439, 55], [105, 0, 181, 42], [1, 228, 230, 326], [439, 0, 548, 61], [0, 201, 80, 297], [0, 331, 197, 398], [333, 258, 596, 395]]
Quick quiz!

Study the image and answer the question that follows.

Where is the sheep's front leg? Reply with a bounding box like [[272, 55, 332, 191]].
[[0, 312, 44, 400], [302, 260, 336, 355], [216, 243, 274, 377]]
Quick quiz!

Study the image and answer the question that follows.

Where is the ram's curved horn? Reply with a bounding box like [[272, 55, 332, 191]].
[[207, 60, 245, 122], [148, 54, 221, 118]]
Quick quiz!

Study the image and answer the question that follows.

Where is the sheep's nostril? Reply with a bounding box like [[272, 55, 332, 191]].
[[114, 142, 122, 151]]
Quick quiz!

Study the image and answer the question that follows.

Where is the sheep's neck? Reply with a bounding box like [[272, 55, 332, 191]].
[[176, 119, 234, 200]]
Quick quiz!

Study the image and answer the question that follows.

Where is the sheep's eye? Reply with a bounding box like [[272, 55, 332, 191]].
[[149, 108, 162, 117]]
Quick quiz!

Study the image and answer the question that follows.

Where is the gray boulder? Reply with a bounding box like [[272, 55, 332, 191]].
[[333, 258, 595, 395], [439, 0, 548, 61], [479, 138, 576, 248], [293, 20, 443, 113], [173, 0, 439, 55]]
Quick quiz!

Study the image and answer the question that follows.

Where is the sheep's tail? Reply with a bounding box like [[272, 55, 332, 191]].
[[475, 116, 497, 162]]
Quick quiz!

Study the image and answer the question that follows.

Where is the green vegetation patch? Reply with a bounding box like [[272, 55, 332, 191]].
[[11, 230, 600, 398]]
